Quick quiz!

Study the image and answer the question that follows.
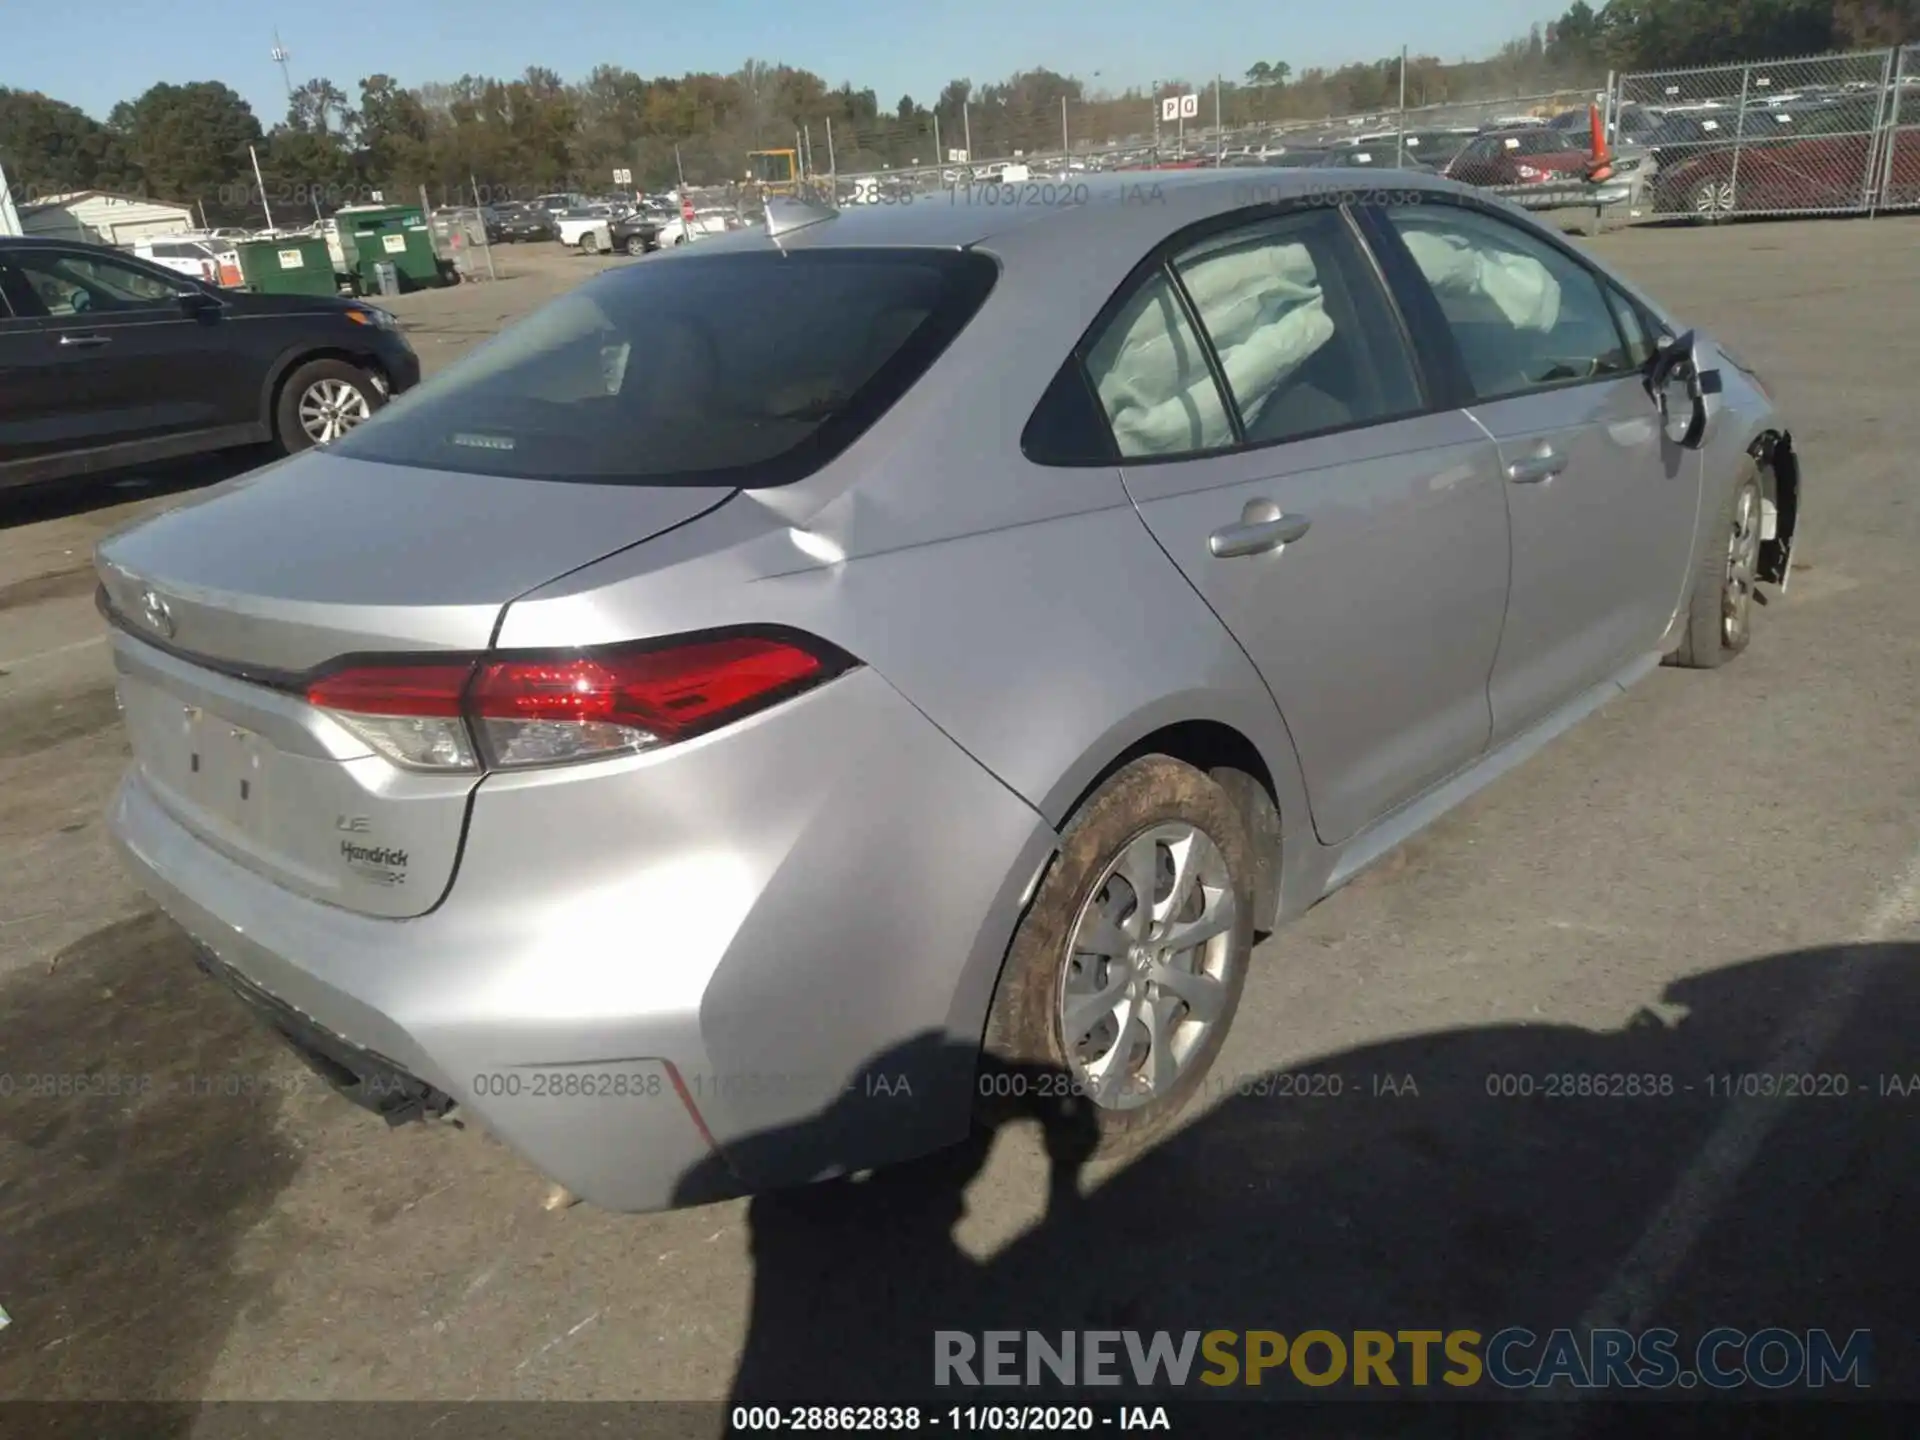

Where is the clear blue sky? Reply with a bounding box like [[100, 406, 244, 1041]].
[[17, 0, 1573, 123]]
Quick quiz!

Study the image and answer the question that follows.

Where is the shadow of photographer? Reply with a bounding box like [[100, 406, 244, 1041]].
[[678, 942, 1919, 1415]]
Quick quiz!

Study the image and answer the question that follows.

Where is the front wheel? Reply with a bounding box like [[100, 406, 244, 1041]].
[[979, 756, 1255, 1160], [577, 234, 600, 255], [625, 235, 648, 256], [1666, 463, 1764, 669], [275, 358, 383, 453]]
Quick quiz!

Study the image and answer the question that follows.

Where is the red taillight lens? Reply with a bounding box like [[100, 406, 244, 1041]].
[[306, 663, 473, 717], [470, 637, 825, 741], [302, 633, 848, 772]]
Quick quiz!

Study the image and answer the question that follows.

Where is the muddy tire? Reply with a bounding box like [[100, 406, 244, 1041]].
[[1666, 462, 1764, 670], [978, 756, 1256, 1161]]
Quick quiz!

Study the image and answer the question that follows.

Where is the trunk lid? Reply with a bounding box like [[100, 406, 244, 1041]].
[[98, 449, 733, 917]]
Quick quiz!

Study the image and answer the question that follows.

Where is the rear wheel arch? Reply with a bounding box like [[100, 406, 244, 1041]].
[[1049, 718, 1285, 938]]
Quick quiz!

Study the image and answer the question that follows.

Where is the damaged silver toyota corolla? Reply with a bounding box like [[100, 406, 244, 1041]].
[[98, 178, 1797, 1210]]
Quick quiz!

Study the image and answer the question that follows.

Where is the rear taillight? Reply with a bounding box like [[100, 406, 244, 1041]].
[[306, 662, 477, 770], [304, 631, 851, 773]]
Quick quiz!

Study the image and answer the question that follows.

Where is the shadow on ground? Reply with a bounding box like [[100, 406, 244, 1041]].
[[1, 926, 1911, 1432], [0, 912, 304, 1421], [691, 943, 1918, 1416]]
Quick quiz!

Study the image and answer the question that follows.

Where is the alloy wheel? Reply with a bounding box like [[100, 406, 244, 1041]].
[[1693, 180, 1737, 218], [1057, 822, 1239, 1111], [297, 378, 372, 445], [1723, 482, 1762, 648]]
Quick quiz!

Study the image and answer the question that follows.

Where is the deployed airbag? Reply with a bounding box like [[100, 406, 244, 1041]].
[[1399, 227, 1562, 332], [1094, 243, 1336, 454]]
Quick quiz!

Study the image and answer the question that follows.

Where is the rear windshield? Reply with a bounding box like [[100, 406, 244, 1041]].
[[333, 247, 996, 486]]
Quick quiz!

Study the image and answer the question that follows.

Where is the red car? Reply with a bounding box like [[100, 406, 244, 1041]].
[[1649, 100, 1920, 218], [1443, 127, 1594, 188]]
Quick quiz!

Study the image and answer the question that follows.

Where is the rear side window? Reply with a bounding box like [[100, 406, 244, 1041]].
[[331, 248, 997, 486], [1082, 270, 1234, 457]]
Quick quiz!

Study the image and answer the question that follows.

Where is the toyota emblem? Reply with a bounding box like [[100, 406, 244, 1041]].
[[138, 588, 176, 640]]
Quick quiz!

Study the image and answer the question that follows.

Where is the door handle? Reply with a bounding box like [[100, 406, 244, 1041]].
[[1209, 500, 1311, 558], [1506, 447, 1566, 484], [57, 334, 112, 348]]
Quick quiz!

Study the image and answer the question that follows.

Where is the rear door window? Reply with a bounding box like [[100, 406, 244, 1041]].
[[330, 248, 997, 486], [1170, 207, 1423, 445]]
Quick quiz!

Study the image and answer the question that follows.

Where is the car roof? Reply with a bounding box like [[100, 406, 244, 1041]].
[[682, 169, 1442, 255]]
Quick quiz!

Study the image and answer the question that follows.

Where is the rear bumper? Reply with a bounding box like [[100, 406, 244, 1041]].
[[108, 665, 1054, 1212]]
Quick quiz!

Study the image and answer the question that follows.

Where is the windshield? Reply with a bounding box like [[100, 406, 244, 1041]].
[[330, 248, 998, 487]]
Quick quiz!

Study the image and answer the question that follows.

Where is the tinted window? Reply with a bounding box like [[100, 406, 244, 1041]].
[[330, 248, 996, 486], [1383, 205, 1632, 401], [1172, 208, 1422, 445], [1083, 270, 1233, 458], [7, 249, 177, 316], [1022, 358, 1116, 466], [1516, 131, 1570, 156]]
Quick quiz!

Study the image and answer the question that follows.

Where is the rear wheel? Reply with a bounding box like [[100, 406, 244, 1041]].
[[979, 756, 1255, 1160], [578, 233, 600, 255], [625, 235, 648, 256], [275, 359, 383, 454], [1666, 463, 1764, 669]]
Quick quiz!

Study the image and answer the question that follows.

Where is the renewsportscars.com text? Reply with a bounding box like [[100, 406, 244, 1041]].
[[934, 1327, 1872, 1391]]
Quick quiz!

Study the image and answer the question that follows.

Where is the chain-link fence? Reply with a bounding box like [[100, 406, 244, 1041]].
[[1881, 45, 1920, 211], [1611, 47, 1915, 221], [428, 207, 498, 282]]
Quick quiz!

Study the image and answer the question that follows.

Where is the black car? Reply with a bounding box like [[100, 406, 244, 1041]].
[[608, 212, 666, 256], [488, 206, 557, 243], [0, 237, 421, 490]]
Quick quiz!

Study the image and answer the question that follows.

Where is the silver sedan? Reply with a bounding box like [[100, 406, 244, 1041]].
[[96, 171, 1799, 1210]]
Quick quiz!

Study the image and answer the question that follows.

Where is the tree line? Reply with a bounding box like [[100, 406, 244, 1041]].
[[1, 0, 1914, 227]]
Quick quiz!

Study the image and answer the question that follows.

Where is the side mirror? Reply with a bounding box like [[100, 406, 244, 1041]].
[[1648, 331, 1708, 450], [175, 288, 221, 317]]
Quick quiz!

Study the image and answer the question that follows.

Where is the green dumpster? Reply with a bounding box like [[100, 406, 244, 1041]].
[[232, 236, 337, 297], [333, 204, 427, 282], [345, 209, 445, 294]]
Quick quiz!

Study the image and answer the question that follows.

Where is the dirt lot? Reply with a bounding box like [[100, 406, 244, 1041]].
[[2, 221, 1919, 1410]]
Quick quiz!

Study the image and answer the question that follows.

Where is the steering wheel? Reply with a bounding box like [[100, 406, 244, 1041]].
[[68, 288, 92, 314]]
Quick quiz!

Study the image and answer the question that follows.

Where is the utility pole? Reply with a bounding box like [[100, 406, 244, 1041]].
[[1397, 46, 1409, 168], [471, 173, 496, 279], [249, 145, 276, 232], [1061, 95, 1069, 155], [1215, 76, 1224, 162], [933, 113, 942, 168], [962, 101, 973, 161], [825, 117, 837, 188], [1152, 79, 1161, 154]]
